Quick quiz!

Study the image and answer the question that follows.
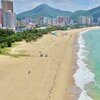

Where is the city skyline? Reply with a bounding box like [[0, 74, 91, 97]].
[[0, 0, 100, 14]]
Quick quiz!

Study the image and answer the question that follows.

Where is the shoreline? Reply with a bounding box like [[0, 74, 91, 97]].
[[73, 27, 100, 100], [0, 27, 100, 100]]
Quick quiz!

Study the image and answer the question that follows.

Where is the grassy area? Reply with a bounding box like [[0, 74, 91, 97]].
[[0, 47, 11, 55], [0, 42, 29, 58], [0, 47, 30, 58], [8, 53, 30, 58]]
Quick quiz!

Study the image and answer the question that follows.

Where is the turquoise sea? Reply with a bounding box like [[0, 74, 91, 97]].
[[83, 29, 100, 100], [74, 29, 100, 100]]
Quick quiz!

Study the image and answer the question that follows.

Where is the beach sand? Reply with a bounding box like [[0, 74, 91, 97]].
[[0, 27, 99, 100]]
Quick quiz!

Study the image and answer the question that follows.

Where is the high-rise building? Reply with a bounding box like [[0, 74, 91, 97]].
[[43, 17, 48, 26], [86, 16, 93, 25], [64, 17, 70, 25], [52, 18, 57, 25], [57, 16, 70, 26], [57, 16, 65, 25], [1, 0, 16, 30], [37, 16, 44, 26], [0, 9, 3, 27], [97, 18, 100, 25], [78, 16, 87, 25], [78, 16, 93, 25], [3, 10, 16, 29], [1, 0, 13, 13]]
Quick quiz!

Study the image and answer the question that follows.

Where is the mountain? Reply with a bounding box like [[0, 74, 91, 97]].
[[70, 6, 100, 21], [87, 6, 100, 17], [70, 10, 87, 21], [17, 4, 72, 19], [17, 4, 100, 20]]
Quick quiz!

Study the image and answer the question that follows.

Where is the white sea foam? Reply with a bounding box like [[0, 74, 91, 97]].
[[73, 30, 95, 100]]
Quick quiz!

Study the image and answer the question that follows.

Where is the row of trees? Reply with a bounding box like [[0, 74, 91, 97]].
[[0, 26, 69, 49], [0, 24, 90, 49], [0, 29, 15, 48]]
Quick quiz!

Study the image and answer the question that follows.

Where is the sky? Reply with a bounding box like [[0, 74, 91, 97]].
[[1, 0, 100, 14]]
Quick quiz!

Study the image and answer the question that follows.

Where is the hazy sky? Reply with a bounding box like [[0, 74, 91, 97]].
[[1, 0, 100, 14]]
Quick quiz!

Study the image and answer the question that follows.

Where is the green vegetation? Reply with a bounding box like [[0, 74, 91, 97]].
[[0, 47, 10, 55], [0, 26, 69, 54], [0, 25, 92, 55]]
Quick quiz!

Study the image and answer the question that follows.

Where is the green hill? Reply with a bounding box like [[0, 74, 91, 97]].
[[17, 4, 100, 20], [17, 4, 72, 19], [87, 6, 100, 18], [71, 6, 100, 21], [70, 10, 87, 21]]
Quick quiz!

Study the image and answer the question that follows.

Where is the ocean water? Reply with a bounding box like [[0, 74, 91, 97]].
[[73, 29, 100, 100]]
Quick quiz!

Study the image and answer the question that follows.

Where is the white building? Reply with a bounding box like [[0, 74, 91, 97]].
[[78, 16, 93, 25], [43, 17, 48, 25], [97, 18, 100, 25], [3, 10, 16, 30]]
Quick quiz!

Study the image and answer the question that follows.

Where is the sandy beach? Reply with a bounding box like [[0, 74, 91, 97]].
[[0, 27, 100, 100]]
